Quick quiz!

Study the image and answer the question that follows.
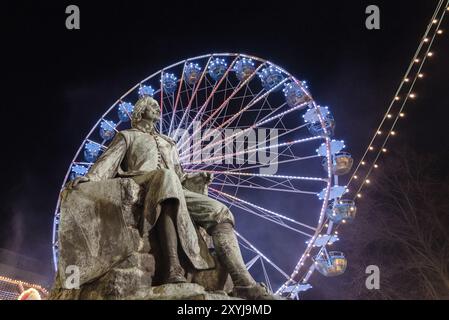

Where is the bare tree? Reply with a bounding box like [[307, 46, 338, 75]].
[[307, 148, 449, 299]]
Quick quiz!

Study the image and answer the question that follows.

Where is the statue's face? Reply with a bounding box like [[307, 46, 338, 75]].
[[142, 101, 161, 122]]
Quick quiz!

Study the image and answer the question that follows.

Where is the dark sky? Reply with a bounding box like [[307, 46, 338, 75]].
[[0, 0, 448, 289]]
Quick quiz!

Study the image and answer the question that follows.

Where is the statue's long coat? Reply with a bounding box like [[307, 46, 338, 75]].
[[86, 124, 210, 270]]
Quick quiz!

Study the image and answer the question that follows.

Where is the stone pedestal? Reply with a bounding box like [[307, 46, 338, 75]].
[[137, 283, 240, 300], [49, 178, 233, 300]]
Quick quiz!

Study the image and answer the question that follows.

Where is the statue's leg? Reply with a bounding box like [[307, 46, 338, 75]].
[[158, 199, 187, 284], [184, 189, 277, 299], [210, 222, 255, 287], [211, 224, 278, 300]]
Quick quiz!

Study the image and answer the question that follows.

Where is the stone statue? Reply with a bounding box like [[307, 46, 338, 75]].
[[61, 96, 275, 300]]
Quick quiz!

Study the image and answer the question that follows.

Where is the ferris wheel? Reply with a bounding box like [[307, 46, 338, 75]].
[[52, 53, 356, 299]]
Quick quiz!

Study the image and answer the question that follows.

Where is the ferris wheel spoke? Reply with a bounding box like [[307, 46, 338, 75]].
[[234, 230, 290, 280], [183, 147, 318, 170], [238, 241, 259, 257], [177, 62, 266, 152], [181, 76, 288, 158], [209, 188, 317, 231], [178, 101, 310, 161], [185, 122, 310, 167], [159, 70, 164, 133], [228, 90, 272, 134], [184, 155, 322, 178], [246, 86, 269, 128], [260, 259, 273, 293], [222, 155, 322, 173], [219, 174, 299, 191], [211, 192, 312, 236], [200, 96, 308, 157], [210, 182, 318, 195], [177, 74, 249, 151], [185, 152, 321, 174], [173, 75, 229, 142], [186, 169, 327, 183], [161, 97, 176, 134], [185, 135, 323, 165], [256, 99, 309, 130], [177, 79, 247, 153], [158, 89, 175, 133], [207, 172, 322, 193], [168, 56, 213, 136], [184, 162, 253, 173], [245, 255, 260, 270], [208, 196, 311, 238], [271, 112, 298, 162], [214, 137, 297, 181], [206, 72, 235, 128], [167, 61, 187, 135], [174, 55, 241, 143], [208, 80, 260, 130], [220, 175, 305, 194]]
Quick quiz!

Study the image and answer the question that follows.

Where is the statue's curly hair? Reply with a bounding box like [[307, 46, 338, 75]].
[[131, 96, 159, 128]]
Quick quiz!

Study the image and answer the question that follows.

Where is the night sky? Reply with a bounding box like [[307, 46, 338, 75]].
[[1, 0, 448, 287]]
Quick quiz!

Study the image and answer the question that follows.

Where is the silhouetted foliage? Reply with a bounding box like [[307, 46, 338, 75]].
[[305, 148, 449, 299]]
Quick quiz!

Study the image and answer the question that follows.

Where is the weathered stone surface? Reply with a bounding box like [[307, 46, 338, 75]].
[[83, 267, 152, 299], [191, 252, 233, 293], [51, 282, 237, 300], [50, 178, 155, 300], [135, 283, 240, 300], [116, 252, 155, 273], [56, 178, 145, 287], [50, 267, 153, 300], [50, 177, 235, 300]]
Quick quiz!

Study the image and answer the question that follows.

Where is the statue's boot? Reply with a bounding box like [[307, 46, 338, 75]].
[[211, 223, 278, 300], [158, 200, 187, 284], [165, 255, 187, 284]]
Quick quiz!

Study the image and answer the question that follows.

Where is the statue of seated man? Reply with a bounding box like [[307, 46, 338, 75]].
[[67, 96, 275, 300]]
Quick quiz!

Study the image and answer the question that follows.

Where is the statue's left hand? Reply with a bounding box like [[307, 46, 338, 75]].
[[185, 172, 213, 185], [182, 172, 213, 195], [201, 172, 214, 185], [194, 172, 214, 185]]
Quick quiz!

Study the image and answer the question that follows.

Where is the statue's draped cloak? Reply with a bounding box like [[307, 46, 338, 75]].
[[85, 127, 210, 270]]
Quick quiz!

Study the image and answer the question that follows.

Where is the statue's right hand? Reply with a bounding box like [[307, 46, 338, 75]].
[[66, 176, 90, 190]]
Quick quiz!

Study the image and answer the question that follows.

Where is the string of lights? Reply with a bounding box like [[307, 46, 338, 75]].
[[0, 275, 49, 295], [348, 0, 448, 200], [282, 0, 449, 297]]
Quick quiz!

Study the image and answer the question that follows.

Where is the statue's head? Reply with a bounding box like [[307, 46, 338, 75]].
[[131, 96, 161, 127]]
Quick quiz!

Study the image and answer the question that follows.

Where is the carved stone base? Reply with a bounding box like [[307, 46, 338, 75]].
[[136, 283, 240, 300], [49, 252, 155, 300], [50, 178, 235, 300]]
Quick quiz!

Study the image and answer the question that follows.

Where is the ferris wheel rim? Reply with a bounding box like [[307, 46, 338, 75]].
[[52, 52, 338, 296]]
